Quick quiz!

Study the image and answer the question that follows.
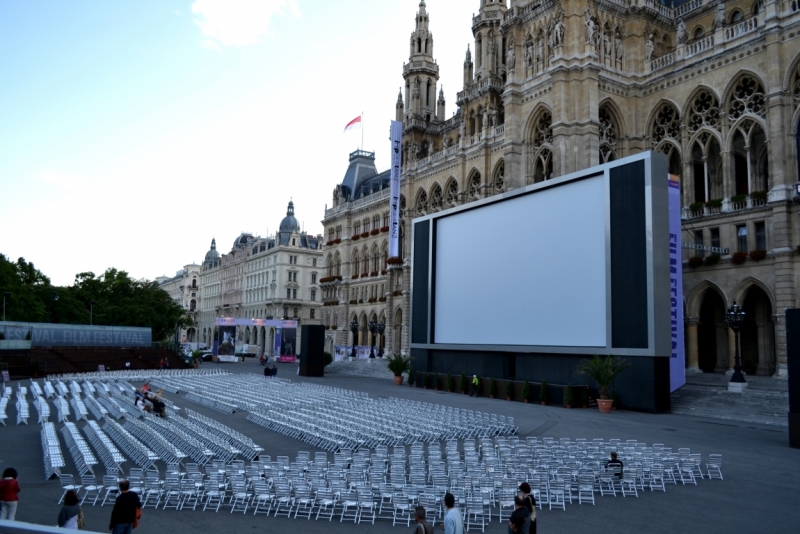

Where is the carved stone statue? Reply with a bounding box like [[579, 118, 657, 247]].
[[585, 14, 596, 44], [714, 1, 726, 30], [676, 19, 687, 45], [537, 37, 544, 61], [506, 45, 516, 70], [553, 18, 565, 47], [645, 34, 654, 62], [615, 37, 624, 61], [482, 109, 489, 130], [491, 108, 498, 128], [525, 40, 534, 68], [603, 33, 611, 56]]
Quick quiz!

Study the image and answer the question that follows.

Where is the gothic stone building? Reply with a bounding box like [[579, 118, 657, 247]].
[[322, 0, 800, 378], [197, 202, 324, 357]]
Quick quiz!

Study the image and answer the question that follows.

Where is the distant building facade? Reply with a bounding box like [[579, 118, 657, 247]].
[[323, 0, 800, 378], [156, 263, 201, 344]]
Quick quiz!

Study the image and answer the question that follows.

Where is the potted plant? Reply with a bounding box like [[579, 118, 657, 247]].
[[564, 384, 574, 409], [191, 350, 202, 369], [446, 373, 454, 392], [539, 381, 549, 405], [732, 252, 747, 264], [730, 193, 747, 204], [459, 373, 468, 394], [386, 353, 411, 386], [688, 257, 704, 268], [576, 355, 630, 413], [749, 250, 767, 261], [505, 381, 514, 401], [408, 367, 415, 387], [522, 380, 531, 404], [489, 378, 497, 399], [750, 190, 768, 202], [705, 254, 721, 266], [421, 372, 428, 389], [705, 199, 723, 209], [688, 202, 704, 214], [431, 373, 438, 390]]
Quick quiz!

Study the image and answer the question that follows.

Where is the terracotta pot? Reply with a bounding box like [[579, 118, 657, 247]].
[[566, 404, 572, 409], [611, 405, 618, 412], [597, 399, 613, 413], [523, 399, 529, 404], [506, 397, 512, 401], [541, 401, 547, 406], [489, 395, 495, 399], [394, 375, 404, 386]]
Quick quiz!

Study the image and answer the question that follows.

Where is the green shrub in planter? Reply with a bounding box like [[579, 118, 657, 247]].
[[688, 257, 704, 268], [522, 380, 531, 402], [408, 367, 415, 386], [505, 381, 514, 400], [446, 374, 454, 392], [489, 378, 497, 398], [323, 352, 333, 366], [429, 373, 437, 389], [705, 254, 720, 266], [419, 372, 427, 388], [564, 384, 574, 407], [539, 381, 550, 404], [459, 373, 468, 394]]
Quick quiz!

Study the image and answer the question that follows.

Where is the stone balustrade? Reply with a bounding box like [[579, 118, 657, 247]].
[[686, 35, 714, 58], [725, 16, 759, 41]]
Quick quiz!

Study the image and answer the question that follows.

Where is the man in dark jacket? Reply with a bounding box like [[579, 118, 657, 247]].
[[606, 452, 624, 479], [109, 480, 140, 534], [508, 495, 530, 534]]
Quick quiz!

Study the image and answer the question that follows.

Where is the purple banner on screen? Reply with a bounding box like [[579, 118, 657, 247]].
[[669, 174, 686, 391]]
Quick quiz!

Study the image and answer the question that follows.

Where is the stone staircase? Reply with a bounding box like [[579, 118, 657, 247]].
[[670, 374, 789, 427]]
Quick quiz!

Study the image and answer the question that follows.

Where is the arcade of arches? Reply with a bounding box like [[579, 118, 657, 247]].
[[686, 282, 776, 376]]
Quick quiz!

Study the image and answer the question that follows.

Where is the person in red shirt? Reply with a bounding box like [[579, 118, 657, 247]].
[[0, 467, 21, 521]]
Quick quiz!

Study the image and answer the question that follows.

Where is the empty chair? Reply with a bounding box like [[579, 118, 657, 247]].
[[141, 480, 162, 509], [252, 482, 274, 516], [100, 476, 119, 506], [229, 482, 251, 514], [293, 487, 316, 520], [339, 490, 359, 523], [356, 490, 376, 524], [315, 489, 337, 521], [179, 480, 200, 511], [578, 476, 595, 505], [161, 480, 182, 510], [273, 484, 294, 518], [599, 473, 616, 497], [649, 466, 666, 492], [202, 480, 225, 512], [706, 454, 723, 481], [80, 475, 102, 506], [679, 461, 697, 485], [465, 496, 487, 532], [58, 474, 82, 504], [620, 473, 638, 498]]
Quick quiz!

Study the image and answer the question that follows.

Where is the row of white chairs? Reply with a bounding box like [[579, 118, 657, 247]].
[[15, 397, 29, 425], [34, 397, 50, 423], [70, 396, 89, 421], [41, 422, 65, 479], [83, 420, 127, 473], [185, 409, 263, 461], [55, 396, 71, 422], [145, 412, 214, 466], [0, 396, 7, 426], [169, 413, 240, 463], [122, 415, 187, 466], [49, 368, 229, 383], [60, 422, 98, 476], [102, 419, 158, 471]]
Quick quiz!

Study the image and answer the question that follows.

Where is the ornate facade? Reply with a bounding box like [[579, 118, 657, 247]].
[[195, 202, 324, 357], [324, 0, 800, 378], [156, 263, 201, 344]]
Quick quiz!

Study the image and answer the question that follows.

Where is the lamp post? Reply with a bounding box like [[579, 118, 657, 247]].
[[90, 301, 96, 326], [2, 292, 10, 322], [349, 319, 359, 359], [368, 319, 377, 358], [377, 321, 385, 358], [725, 300, 747, 386]]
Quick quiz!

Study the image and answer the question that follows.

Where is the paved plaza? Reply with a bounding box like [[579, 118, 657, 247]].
[[1, 359, 798, 534]]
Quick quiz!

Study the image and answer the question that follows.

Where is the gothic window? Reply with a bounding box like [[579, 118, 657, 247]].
[[793, 63, 800, 105], [693, 27, 704, 40], [732, 119, 769, 195], [445, 180, 459, 208], [729, 10, 744, 23], [691, 132, 723, 203], [494, 163, 505, 194], [687, 90, 721, 133], [599, 105, 619, 164], [399, 195, 406, 217], [650, 103, 681, 146], [415, 190, 428, 216], [352, 250, 360, 275], [528, 111, 553, 183], [468, 172, 482, 202], [430, 183, 444, 212], [334, 252, 342, 276], [727, 75, 766, 120], [533, 150, 553, 183]]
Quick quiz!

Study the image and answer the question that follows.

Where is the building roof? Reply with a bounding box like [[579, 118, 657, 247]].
[[340, 150, 390, 201]]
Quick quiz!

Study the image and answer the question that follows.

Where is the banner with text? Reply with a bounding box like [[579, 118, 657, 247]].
[[669, 174, 686, 392], [389, 120, 403, 258]]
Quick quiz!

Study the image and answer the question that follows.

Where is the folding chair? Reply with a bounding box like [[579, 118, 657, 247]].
[[706, 454, 723, 481], [80, 475, 102, 506]]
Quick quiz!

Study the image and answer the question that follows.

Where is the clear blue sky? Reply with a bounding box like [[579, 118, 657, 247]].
[[0, 0, 474, 285]]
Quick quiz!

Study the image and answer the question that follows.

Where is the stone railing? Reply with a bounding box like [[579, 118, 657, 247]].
[[457, 76, 504, 103], [445, 145, 459, 156], [686, 35, 714, 57], [495, 125, 505, 136], [403, 59, 438, 76], [725, 16, 759, 41], [324, 188, 390, 218], [641, 0, 672, 18], [651, 51, 675, 72], [674, 0, 704, 18]]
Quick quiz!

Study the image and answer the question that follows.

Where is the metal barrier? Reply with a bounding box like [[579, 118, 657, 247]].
[[0, 519, 104, 534]]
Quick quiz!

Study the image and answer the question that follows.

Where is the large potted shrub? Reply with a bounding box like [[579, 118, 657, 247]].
[[522, 380, 531, 404], [539, 381, 549, 405], [489, 378, 497, 399], [576, 355, 630, 413], [564, 385, 574, 409], [446, 374, 454, 392], [420, 372, 428, 389], [408, 367, 415, 387], [430, 373, 438, 390], [505, 381, 514, 401], [386, 353, 411, 385], [459, 373, 468, 394]]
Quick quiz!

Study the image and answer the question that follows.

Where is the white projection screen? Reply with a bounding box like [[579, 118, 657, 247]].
[[434, 175, 607, 347]]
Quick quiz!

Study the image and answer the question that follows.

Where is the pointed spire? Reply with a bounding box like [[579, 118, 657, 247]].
[[397, 88, 404, 107], [287, 200, 295, 216], [465, 44, 472, 64], [438, 86, 445, 103], [211, 238, 216, 249]]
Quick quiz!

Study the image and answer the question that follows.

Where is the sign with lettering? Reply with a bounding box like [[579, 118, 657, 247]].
[[682, 243, 729, 255], [1, 371, 9, 382], [669, 174, 686, 392], [389, 120, 403, 258], [0, 322, 152, 348]]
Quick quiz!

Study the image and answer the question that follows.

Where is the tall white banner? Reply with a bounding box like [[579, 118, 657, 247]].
[[389, 120, 403, 258]]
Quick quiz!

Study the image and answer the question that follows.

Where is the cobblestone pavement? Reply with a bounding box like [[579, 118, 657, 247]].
[[1, 358, 798, 533]]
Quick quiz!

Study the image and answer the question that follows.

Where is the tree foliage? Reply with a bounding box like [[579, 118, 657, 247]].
[[0, 254, 187, 341]]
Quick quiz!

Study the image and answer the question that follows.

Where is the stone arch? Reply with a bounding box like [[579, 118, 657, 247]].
[[334, 251, 341, 276], [380, 240, 389, 270], [721, 71, 767, 122], [656, 140, 683, 180], [415, 188, 428, 216], [444, 177, 459, 208], [393, 306, 403, 353], [370, 243, 380, 273], [598, 100, 623, 163], [429, 182, 444, 212], [646, 99, 682, 148], [467, 168, 483, 202], [689, 130, 724, 202], [730, 276, 776, 313], [782, 51, 800, 98], [728, 117, 769, 194], [525, 105, 553, 184], [361, 245, 369, 275], [492, 159, 505, 194], [358, 312, 368, 346], [687, 280, 728, 318]]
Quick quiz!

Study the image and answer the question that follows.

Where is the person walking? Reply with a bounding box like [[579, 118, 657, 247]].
[[470, 375, 480, 397], [442, 493, 464, 534], [109, 480, 141, 534], [0, 467, 20, 521], [519, 482, 537, 534], [414, 505, 434, 534], [57, 490, 82, 529]]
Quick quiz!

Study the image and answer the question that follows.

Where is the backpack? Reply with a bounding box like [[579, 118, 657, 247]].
[[525, 494, 537, 522]]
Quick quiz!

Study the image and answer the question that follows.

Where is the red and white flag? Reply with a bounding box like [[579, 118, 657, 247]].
[[344, 115, 362, 132]]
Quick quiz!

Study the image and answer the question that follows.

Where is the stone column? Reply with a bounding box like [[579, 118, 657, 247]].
[[756, 320, 769, 376], [686, 317, 701, 373], [727, 328, 737, 371]]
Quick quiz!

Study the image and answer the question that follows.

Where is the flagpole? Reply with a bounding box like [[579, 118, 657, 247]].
[[361, 111, 364, 151]]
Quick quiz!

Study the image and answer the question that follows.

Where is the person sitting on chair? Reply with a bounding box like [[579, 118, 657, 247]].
[[606, 452, 624, 479]]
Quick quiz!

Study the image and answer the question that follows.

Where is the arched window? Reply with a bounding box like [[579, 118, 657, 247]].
[[730, 10, 744, 23], [334, 252, 342, 277], [362, 248, 369, 275], [693, 27, 704, 40], [190, 299, 196, 311], [687, 89, 721, 134], [430, 184, 443, 212], [468, 171, 482, 202], [691, 133, 723, 203], [352, 250, 360, 277], [727, 75, 766, 121], [494, 163, 505, 194], [415, 189, 428, 216], [650, 103, 681, 146], [598, 105, 619, 164], [444, 179, 459, 208], [527, 111, 553, 184], [732, 119, 769, 195]]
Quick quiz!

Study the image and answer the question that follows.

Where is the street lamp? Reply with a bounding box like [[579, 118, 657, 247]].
[[368, 319, 377, 358], [377, 321, 385, 358], [350, 319, 359, 359], [725, 300, 747, 385], [90, 301, 96, 326], [2, 292, 10, 322]]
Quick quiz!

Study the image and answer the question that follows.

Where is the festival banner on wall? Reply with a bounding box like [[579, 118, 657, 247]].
[[669, 173, 686, 392], [389, 120, 403, 258], [216, 325, 237, 356]]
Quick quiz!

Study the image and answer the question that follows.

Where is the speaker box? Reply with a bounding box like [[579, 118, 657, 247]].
[[299, 325, 325, 377], [785, 309, 800, 448]]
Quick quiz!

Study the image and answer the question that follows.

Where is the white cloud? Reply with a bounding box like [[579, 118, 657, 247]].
[[191, 0, 299, 48], [39, 169, 92, 190]]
